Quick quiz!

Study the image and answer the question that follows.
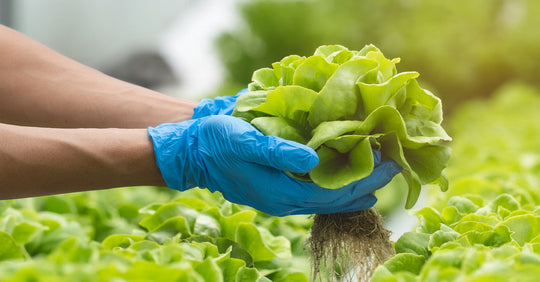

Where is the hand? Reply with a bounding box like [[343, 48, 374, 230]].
[[148, 115, 401, 216], [191, 89, 248, 119]]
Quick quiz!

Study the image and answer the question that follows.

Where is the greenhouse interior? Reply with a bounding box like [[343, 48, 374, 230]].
[[1, 1, 540, 281]]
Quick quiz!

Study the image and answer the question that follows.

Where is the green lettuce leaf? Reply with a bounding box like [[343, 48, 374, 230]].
[[0, 231, 25, 261]]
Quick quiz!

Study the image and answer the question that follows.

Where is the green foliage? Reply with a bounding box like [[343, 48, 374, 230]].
[[232, 44, 451, 208], [373, 194, 540, 281], [372, 83, 540, 281], [432, 83, 540, 209], [216, 0, 540, 112], [0, 187, 311, 281]]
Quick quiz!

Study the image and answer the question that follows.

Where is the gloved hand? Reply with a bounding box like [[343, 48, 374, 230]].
[[191, 89, 248, 119], [148, 115, 401, 216]]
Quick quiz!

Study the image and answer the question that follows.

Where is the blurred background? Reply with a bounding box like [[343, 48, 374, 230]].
[[3, 0, 540, 113]]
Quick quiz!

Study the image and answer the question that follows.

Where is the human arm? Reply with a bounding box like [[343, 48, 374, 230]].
[[0, 122, 165, 199], [0, 25, 241, 200], [0, 24, 197, 128], [0, 24, 400, 212]]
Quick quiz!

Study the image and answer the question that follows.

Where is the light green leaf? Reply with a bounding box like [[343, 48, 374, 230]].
[[329, 48, 355, 64], [309, 139, 374, 189], [236, 266, 272, 282], [0, 231, 25, 261], [272, 55, 305, 86], [365, 50, 400, 81], [11, 221, 47, 245], [218, 257, 246, 281], [129, 240, 160, 252], [39, 196, 76, 214], [102, 234, 145, 249], [251, 117, 308, 145], [235, 223, 291, 262], [399, 80, 443, 124], [491, 194, 521, 213], [251, 85, 318, 129], [307, 120, 363, 149], [313, 45, 349, 58], [357, 44, 381, 56], [423, 248, 464, 269], [403, 145, 451, 184], [216, 238, 254, 267], [218, 210, 257, 240], [381, 253, 426, 275], [358, 72, 419, 114], [378, 132, 421, 208], [500, 214, 540, 246], [195, 258, 224, 282], [324, 134, 374, 153], [293, 55, 338, 92], [279, 54, 304, 67], [146, 216, 191, 243], [454, 221, 493, 234], [356, 106, 450, 149], [404, 117, 451, 141], [194, 214, 221, 238], [441, 206, 461, 225], [437, 170, 449, 192], [416, 207, 443, 234], [122, 260, 200, 282], [448, 197, 479, 214], [308, 58, 379, 127], [139, 203, 199, 232], [428, 224, 460, 251], [252, 68, 279, 90], [394, 232, 430, 258], [233, 90, 269, 114]]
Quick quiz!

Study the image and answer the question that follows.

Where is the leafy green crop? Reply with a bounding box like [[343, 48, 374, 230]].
[[372, 83, 540, 281], [0, 188, 311, 281], [373, 193, 540, 281], [232, 45, 451, 208]]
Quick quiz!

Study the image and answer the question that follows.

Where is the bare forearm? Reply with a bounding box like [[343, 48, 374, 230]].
[[0, 123, 165, 199], [0, 25, 197, 128]]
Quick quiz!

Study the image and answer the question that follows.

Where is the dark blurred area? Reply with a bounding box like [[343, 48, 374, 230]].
[[216, 0, 540, 115], [2, 0, 187, 93], [103, 51, 179, 90], [0, 1, 14, 27]]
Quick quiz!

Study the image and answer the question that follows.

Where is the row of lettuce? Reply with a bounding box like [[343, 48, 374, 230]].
[[372, 83, 540, 281], [0, 82, 538, 281], [0, 185, 313, 281]]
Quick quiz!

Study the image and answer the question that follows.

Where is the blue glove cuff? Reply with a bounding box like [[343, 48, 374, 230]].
[[191, 89, 248, 119], [148, 120, 200, 191]]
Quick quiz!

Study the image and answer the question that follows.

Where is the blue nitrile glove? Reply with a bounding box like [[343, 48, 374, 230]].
[[148, 115, 402, 217], [191, 89, 248, 119]]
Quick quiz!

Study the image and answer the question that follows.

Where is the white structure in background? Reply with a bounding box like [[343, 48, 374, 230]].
[[12, 0, 191, 68], [11, 0, 242, 101], [160, 0, 242, 100]]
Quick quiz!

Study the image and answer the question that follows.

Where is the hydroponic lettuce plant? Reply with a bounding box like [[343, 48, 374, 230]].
[[233, 44, 451, 208], [232, 44, 452, 281]]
